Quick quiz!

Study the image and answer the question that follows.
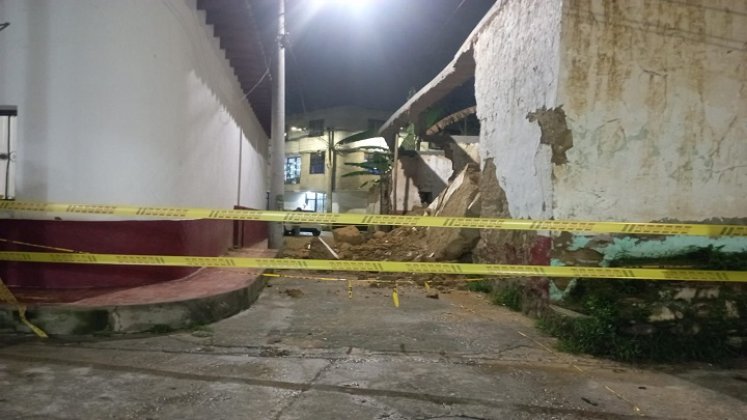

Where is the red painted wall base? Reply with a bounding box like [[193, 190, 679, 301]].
[[0, 218, 267, 289]]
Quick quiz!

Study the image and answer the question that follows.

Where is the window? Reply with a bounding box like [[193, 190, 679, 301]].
[[0, 107, 17, 200], [305, 192, 326, 212], [309, 151, 325, 174], [284, 155, 301, 184], [367, 119, 384, 131], [308, 119, 324, 137]]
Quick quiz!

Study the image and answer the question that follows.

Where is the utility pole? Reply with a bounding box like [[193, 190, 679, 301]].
[[326, 127, 335, 213], [268, 0, 286, 249], [391, 133, 398, 214]]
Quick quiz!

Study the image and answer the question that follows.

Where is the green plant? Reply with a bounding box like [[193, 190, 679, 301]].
[[491, 285, 523, 312], [539, 289, 741, 363], [342, 147, 392, 187], [336, 130, 394, 214], [466, 280, 493, 294]]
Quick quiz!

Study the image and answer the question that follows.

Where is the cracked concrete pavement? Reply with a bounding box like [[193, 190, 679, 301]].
[[1, 275, 746, 419]]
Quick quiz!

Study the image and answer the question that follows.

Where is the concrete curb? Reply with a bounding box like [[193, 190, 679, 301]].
[[0, 275, 266, 336]]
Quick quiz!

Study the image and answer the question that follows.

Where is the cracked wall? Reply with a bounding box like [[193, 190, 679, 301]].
[[474, 159, 551, 315], [555, 0, 747, 222], [472, 0, 562, 313], [474, 0, 561, 221], [471, 0, 746, 315]]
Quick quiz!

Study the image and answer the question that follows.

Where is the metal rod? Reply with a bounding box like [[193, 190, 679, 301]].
[[4, 116, 10, 199]]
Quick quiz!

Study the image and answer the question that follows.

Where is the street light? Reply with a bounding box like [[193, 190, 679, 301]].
[[309, 0, 372, 11]]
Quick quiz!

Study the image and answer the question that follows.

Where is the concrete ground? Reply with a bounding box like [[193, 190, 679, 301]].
[[1, 274, 746, 419]]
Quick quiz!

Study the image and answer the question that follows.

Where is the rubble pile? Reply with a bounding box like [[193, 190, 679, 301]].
[[338, 163, 481, 263], [280, 164, 483, 290]]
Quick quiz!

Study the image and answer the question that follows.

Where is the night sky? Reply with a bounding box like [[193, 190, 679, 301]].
[[274, 0, 495, 115]]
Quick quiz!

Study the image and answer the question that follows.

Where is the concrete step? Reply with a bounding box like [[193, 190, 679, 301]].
[[0, 248, 276, 336]]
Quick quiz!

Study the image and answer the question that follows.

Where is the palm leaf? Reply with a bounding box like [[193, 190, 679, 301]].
[[335, 129, 380, 146]]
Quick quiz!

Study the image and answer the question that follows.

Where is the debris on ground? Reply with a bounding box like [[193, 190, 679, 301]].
[[278, 164, 484, 288], [420, 163, 481, 260], [308, 237, 340, 260], [336, 164, 481, 265], [333, 225, 364, 245]]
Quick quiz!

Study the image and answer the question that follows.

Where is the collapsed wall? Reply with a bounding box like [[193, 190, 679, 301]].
[[470, 0, 747, 356], [339, 164, 481, 263]]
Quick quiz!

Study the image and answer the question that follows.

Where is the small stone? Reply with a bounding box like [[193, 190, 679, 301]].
[[697, 287, 720, 299], [673, 287, 697, 302], [648, 306, 676, 322], [725, 300, 740, 318]]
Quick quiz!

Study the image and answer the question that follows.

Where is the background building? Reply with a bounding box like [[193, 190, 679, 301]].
[[284, 106, 390, 214]]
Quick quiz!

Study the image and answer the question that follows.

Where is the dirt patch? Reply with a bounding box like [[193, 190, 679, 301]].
[[278, 236, 313, 259], [283, 288, 304, 298]]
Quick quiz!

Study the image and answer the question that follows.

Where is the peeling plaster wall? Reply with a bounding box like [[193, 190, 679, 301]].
[[474, 0, 562, 220], [556, 0, 747, 222]]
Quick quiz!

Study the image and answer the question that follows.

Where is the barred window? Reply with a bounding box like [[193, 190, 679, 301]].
[[309, 151, 325, 174], [284, 156, 301, 184]]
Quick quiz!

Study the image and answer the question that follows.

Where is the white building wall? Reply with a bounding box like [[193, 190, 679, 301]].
[[474, 0, 562, 220], [555, 0, 747, 222], [0, 0, 268, 213]]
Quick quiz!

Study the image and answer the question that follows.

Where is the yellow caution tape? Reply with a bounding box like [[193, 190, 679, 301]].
[[1, 201, 745, 236], [0, 277, 48, 338], [0, 278, 18, 304], [0, 251, 745, 283], [17, 305, 49, 338], [262, 273, 281, 278]]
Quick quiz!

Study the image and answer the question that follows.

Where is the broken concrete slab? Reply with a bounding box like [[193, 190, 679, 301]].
[[421, 163, 482, 260]]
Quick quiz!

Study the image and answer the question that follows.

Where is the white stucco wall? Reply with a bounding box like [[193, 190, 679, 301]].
[[555, 0, 747, 222], [0, 0, 268, 213], [474, 0, 563, 219]]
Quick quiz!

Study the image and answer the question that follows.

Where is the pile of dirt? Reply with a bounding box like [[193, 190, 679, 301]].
[[338, 226, 430, 261], [333, 225, 364, 245], [277, 164, 482, 288], [337, 163, 481, 263]]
